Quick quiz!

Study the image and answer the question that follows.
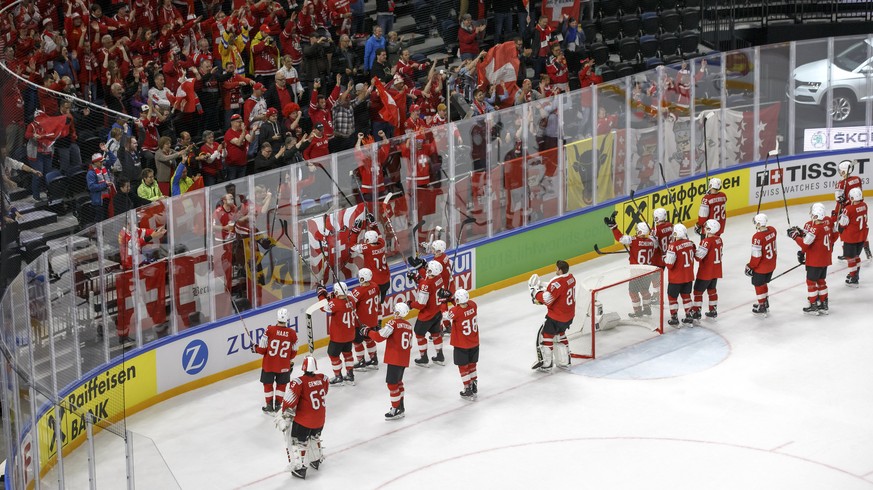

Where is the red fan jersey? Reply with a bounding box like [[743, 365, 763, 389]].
[[695, 236, 723, 280], [283, 372, 329, 429], [356, 236, 390, 285], [749, 226, 778, 274], [368, 317, 414, 367], [697, 192, 727, 234], [651, 222, 674, 268], [665, 238, 696, 284], [351, 282, 382, 328], [447, 301, 479, 349], [839, 200, 869, 244], [795, 218, 839, 267], [535, 273, 577, 323], [255, 324, 298, 373], [611, 227, 656, 265], [323, 296, 358, 343], [410, 274, 446, 321]]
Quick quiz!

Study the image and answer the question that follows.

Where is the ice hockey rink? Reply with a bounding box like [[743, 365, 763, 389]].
[[51, 202, 873, 490]]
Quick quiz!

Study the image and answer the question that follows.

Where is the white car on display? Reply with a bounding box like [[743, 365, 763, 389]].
[[791, 38, 873, 122]]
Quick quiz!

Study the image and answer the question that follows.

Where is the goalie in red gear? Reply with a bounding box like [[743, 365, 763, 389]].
[[695, 178, 727, 237], [788, 202, 840, 315], [316, 281, 360, 385], [252, 308, 299, 414], [746, 214, 777, 316], [273, 356, 329, 480], [408, 260, 448, 367], [691, 219, 724, 321], [350, 268, 381, 370], [363, 302, 414, 420], [837, 188, 868, 287], [446, 288, 480, 401], [530, 260, 576, 372], [664, 224, 696, 327], [605, 212, 656, 317]]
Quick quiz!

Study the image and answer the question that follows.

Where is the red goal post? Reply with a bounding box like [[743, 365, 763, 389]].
[[569, 265, 664, 360]]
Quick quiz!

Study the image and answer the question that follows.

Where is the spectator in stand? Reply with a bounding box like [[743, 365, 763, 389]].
[[394, 48, 427, 88], [253, 141, 287, 173], [560, 15, 586, 73], [221, 61, 255, 128], [117, 136, 143, 190], [224, 114, 252, 180], [86, 153, 114, 223], [364, 26, 386, 72], [513, 36, 535, 86], [265, 72, 296, 116], [155, 136, 191, 195], [332, 81, 369, 152], [277, 55, 305, 104], [458, 14, 486, 62], [302, 33, 332, 89], [260, 108, 283, 153], [546, 45, 570, 93], [138, 168, 165, 202], [370, 49, 393, 83], [385, 31, 410, 67], [106, 82, 128, 115], [113, 178, 145, 216], [578, 58, 602, 88], [532, 16, 556, 77], [350, 0, 366, 36], [244, 82, 268, 158], [280, 134, 311, 166], [148, 72, 175, 112], [515, 78, 543, 105], [251, 26, 281, 89], [195, 58, 222, 135], [310, 77, 341, 139], [56, 100, 84, 177], [198, 131, 226, 188], [375, 0, 395, 38], [304, 123, 331, 160], [136, 104, 165, 173], [331, 35, 360, 87]]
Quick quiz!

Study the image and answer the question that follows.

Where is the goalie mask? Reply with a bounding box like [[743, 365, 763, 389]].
[[432, 240, 447, 254], [333, 281, 349, 296], [753, 213, 768, 231], [426, 260, 443, 277], [673, 223, 688, 239], [454, 288, 469, 304], [839, 160, 854, 176], [301, 355, 318, 373], [358, 267, 373, 283], [708, 177, 722, 191], [849, 187, 863, 202], [364, 230, 379, 244], [704, 219, 720, 235], [653, 208, 668, 223], [394, 302, 410, 317], [810, 202, 827, 221], [277, 308, 289, 323], [636, 222, 651, 236]]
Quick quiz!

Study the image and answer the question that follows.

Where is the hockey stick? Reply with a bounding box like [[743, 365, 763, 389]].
[[452, 216, 477, 274], [755, 147, 778, 216], [772, 139, 792, 227], [769, 262, 804, 282], [304, 299, 328, 353], [314, 162, 356, 207], [594, 244, 629, 255], [656, 160, 679, 217]]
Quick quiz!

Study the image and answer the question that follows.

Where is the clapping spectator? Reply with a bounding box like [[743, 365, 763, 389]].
[[458, 15, 486, 61]]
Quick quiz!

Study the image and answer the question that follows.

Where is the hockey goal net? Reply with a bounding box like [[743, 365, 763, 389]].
[[569, 265, 664, 360]]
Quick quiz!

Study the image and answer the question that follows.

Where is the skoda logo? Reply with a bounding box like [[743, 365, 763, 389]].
[[182, 339, 209, 375]]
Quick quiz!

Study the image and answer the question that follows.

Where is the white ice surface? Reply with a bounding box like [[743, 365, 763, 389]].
[[47, 204, 873, 489]]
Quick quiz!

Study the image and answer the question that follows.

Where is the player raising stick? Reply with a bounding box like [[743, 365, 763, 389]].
[[650, 208, 674, 303], [408, 260, 450, 367], [446, 288, 480, 401], [530, 260, 577, 372], [273, 356, 328, 480], [409, 238, 454, 334], [350, 224, 391, 302], [695, 178, 727, 237], [838, 188, 869, 287], [788, 203, 840, 315], [690, 219, 723, 321], [316, 281, 360, 385], [746, 214, 777, 316], [252, 308, 298, 414], [362, 302, 414, 420], [604, 213, 656, 317], [664, 223, 696, 327], [350, 268, 381, 370]]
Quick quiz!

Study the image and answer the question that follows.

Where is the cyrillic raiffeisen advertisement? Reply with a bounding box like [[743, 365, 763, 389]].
[[750, 152, 873, 205], [36, 351, 157, 464], [475, 209, 614, 286]]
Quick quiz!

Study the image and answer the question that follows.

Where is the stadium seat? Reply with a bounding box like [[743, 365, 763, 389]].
[[640, 34, 659, 58], [679, 30, 701, 56], [45, 171, 70, 212], [659, 33, 680, 56], [615, 62, 636, 78], [662, 54, 683, 66], [680, 7, 700, 30], [682, 0, 701, 7], [599, 0, 621, 17], [620, 15, 641, 37], [639, 0, 659, 12], [619, 38, 641, 63], [599, 16, 621, 42], [645, 57, 664, 70], [660, 10, 681, 33], [580, 21, 598, 44], [641, 12, 660, 35], [590, 43, 611, 65], [660, 0, 678, 10], [620, 0, 639, 15], [67, 170, 89, 201], [599, 66, 618, 82]]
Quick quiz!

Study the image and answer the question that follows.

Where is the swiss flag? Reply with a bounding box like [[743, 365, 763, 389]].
[[769, 168, 783, 185], [542, 0, 581, 23], [478, 42, 520, 88], [373, 78, 400, 128]]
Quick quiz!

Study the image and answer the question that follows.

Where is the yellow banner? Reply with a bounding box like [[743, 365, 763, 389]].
[[566, 133, 616, 210]]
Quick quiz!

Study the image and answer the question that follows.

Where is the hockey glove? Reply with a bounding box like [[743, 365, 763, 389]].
[[787, 226, 804, 239], [603, 211, 617, 228], [366, 212, 376, 223], [694, 224, 703, 236], [838, 213, 849, 227], [358, 326, 372, 338], [316, 284, 328, 298], [250, 343, 258, 353], [437, 288, 452, 299], [406, 270, 419, 282], [797, 251, 806, 265], [744, 264, 753, 277], [273, 408, 295, 432], [407, 256, 426, 269]]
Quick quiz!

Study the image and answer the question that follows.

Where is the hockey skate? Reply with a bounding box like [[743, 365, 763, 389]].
[[291, 466, 307, 480], [846, 274, 860, 288], [865, 242, 872, 259], [667, 315, 680, 327], [431, 350, 445, 366], [343, 371, 356, 386], [310, 459, 322, 471], [262, 404, 276, 415], [688, 308, 702, 321], [802, 302, 820, 315], [353, 359, 369, 371], [627, 308, 646, 319], [681, 316, 695, 327], [818, 299, 829, 315], [329, 375, 345, 386], [705, 308, 718, 319], [414, 355, 430, 368], [385, 406, 405, 420], [471, 379, 478, 394], [752, 303, 768, 317], [460, 386, 477, 401], [367, 356, 379, 370]]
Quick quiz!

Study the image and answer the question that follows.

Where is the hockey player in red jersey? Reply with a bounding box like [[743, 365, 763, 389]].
[[273, 356, 329, 480], [316, 281, 360, 385], [746, 213, 778, 316], [530, 260, 576, 372], [252, 308, 299, 413], [838, 188, 869, 287], [409, 260, 449, 367], [651, 207, 674, 303], [350, 222, 391, 301], [691, 219, 723, 321], [604, 212, 656, 317], [664, 223, 697, 326], [446, 288, 480, 401], [408, 238, 455, 333], [350, 268, 381, 370], [834, 160, 871, 260], [363, 302, 414, 420], [695, 178, 727, 237], [788, 202, 840, 315]]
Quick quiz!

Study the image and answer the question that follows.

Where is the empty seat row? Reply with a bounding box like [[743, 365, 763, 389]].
[[597, 0, 701, 18], [592, 8, 699, 43]]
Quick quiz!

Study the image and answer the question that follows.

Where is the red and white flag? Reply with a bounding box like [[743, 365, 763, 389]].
[[478, 41, 520, 88], [373, 78, 400, 128], [541, 0, 580, 24]]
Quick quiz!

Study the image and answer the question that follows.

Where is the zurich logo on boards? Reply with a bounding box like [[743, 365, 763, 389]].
[[182, 339, 209, 375]]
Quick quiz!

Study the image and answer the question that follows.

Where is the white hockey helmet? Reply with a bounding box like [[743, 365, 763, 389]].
[[636, 222, 651, 236], [849, 187, 863, 202], [358, 267, 373, 283], [753, 213, 768, 230], [426, 260, 443, 277], [709, 177, 722, 191], [704, 219, 720, 235], [839, 160, 854, 176], [454, 288, 469, 304], [364, 230, 379, 244], [301, 355, 317, 373], [394, 302, 410, 317], [673, 223, 688, 239], [277, 308, 289, 323], [810, 202, 827, 221], [333, 281, 349, 296], [653, 207, 668, 223], [432, 239, 447, 254]]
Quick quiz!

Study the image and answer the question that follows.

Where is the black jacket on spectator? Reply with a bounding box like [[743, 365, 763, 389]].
[[259, 121, 284, 153], [113, 189, 145, 215], [302, 41, 332, 83], [117, 145, 144, 185], [330, 46, 359, 82], [254, 152, 280, 173], [370, 60, 392, 84], [265, 84, 295, 114]]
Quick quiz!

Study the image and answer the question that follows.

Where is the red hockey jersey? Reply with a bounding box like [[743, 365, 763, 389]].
[[535, 274, 576, 323], [368, 317, 414, 367], [839, 201, 869, 245], [284, 373, 329, 429], [795, 218, 839, 267], [665, 238, 696, 284], [695, 235, 723, 280], [410, 274, 446, 321], [652, 221, 674, 268], [322, 295, 358, 343], [697, 192, 727, 234], [611, 227, 656, 265], [256, 324, 298, 373], [448, 301, 479, 349], [749, 226, 778, 274], [351, 282, 382, 328]]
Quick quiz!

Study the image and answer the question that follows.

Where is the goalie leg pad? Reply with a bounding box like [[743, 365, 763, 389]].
[[308, 434, 324, 470], [554, 335, 571, 368]]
